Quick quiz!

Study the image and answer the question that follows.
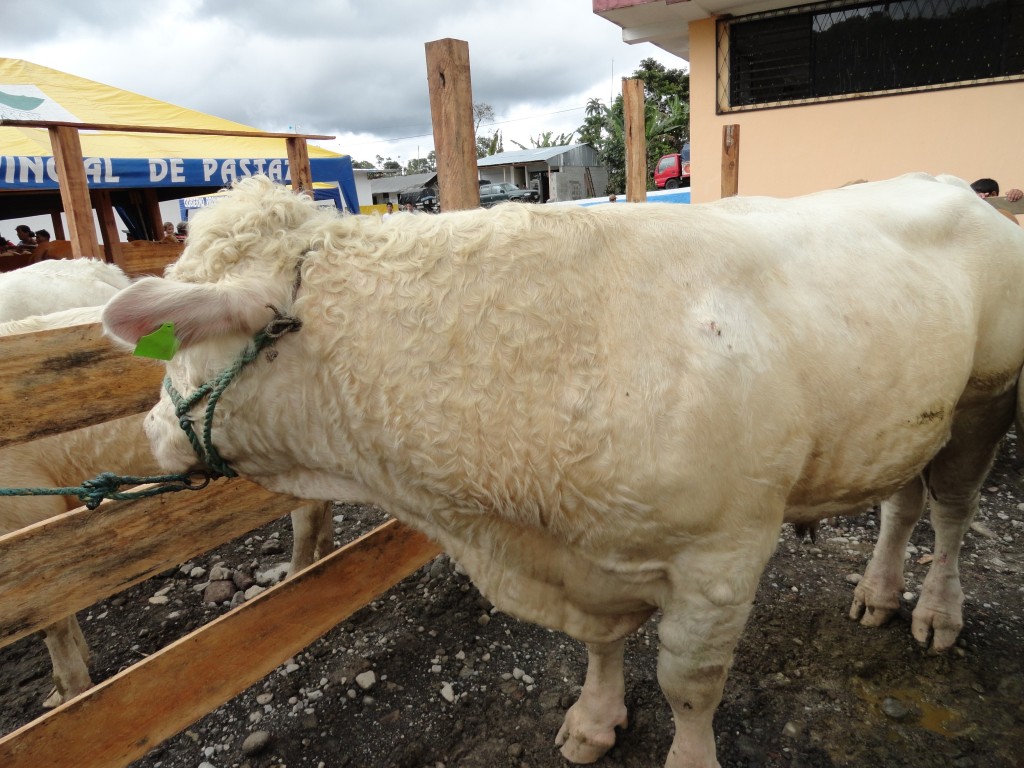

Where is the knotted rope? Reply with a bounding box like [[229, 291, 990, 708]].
[[164, 306, 302, 479], [0, 471, 215, 510], [0, 307, 302, 510]]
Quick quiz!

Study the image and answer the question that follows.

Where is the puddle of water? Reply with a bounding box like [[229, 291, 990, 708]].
[[853, 678, 968, 737]]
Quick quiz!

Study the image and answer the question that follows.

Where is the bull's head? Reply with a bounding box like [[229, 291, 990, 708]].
[[103, 176, 320, 477]]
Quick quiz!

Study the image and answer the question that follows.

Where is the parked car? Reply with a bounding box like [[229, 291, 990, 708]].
[[653, 142, 691, 189], [398, 185, 439, 213], [479, 182, 537, 207]]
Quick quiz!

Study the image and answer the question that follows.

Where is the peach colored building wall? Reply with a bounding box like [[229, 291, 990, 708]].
[[688, 17, 1024, 203]]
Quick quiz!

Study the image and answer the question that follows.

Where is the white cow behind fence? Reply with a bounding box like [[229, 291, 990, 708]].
[[1, 283, 332, 709], [103, 173, 1024, 768], [0, 259, 131, 322]]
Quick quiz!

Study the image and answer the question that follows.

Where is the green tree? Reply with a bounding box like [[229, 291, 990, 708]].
[[578, 58, 690, 193], [477, 129, 504, 158], [576, 97, 607, 147], [406, 150, 437, 174], [508, 130, 576, 150]]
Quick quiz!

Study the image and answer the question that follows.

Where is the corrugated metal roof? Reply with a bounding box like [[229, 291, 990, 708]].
[[369, 172, 437, 194], [477, 144, 592, 167]]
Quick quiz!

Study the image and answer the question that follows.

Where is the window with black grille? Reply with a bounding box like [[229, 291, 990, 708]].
[[719, 0, 1024, 110]]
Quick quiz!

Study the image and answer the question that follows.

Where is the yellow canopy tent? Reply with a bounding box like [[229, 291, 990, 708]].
[[0, 58, 358, 227]]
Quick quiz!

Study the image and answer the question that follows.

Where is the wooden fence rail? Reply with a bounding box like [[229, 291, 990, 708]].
[[0, 317, 439, 766]]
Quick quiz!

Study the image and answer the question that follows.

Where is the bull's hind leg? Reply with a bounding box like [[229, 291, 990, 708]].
[[850, 476, 926, 627], [913, 392, 1014, 651]]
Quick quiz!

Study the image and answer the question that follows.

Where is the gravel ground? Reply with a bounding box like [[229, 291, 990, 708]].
[[2, 437, 1022, 768]]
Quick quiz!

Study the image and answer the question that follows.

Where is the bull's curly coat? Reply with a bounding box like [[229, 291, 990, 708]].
[[103, 174, 1024, 768]]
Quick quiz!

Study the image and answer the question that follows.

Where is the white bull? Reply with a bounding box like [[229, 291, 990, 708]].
[[102, 173, 1024, 768]]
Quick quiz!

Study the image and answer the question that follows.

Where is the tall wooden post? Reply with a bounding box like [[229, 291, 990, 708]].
[[48, 125, 98, 257], [286, 137, 313, 198], [622, 78, 648, 203], [721, 124, 740, 198], [93, 190, 123, 262], [425, 38, 480, 212]]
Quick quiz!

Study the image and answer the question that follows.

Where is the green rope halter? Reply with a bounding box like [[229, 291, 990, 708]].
[[0, 307, 301, 511], [164, 306, 302, 478], [0, 470, 215, 510]]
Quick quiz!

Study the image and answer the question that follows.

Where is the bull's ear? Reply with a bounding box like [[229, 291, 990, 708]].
[[102, 277, 274, 348]]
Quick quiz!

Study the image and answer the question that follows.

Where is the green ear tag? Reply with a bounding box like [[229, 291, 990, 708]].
[[133, 323, 180, 360]]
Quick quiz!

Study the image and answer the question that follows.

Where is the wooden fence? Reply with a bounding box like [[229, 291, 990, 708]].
[[0, 320, 440, 766]]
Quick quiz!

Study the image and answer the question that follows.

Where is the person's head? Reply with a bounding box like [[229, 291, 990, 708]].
[[34, 229, 50, 243], [163, 221, 175, 236], [176, 221, 188, 235], [608, 193, 617, 203], [971, 178, 1000, 198], [386, 202, 394, 213], [15, 224, 34, 242], [405, 203, 415, 213]]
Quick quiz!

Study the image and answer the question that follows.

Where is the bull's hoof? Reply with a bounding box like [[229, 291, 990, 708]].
[[555, 724, 616, 764], [911, 606, 962, 653], [849, 583, 899, 627], [42, 686, 63, 709]]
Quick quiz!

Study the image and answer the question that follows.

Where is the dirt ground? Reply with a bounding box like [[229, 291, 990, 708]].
[[2, 436, 1022, 768]]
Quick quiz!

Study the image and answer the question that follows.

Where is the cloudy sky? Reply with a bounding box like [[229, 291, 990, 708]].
[[6, 0, 687, 167]]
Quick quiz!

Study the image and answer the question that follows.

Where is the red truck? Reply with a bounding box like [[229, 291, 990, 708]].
[[653, 142, 691, 189]]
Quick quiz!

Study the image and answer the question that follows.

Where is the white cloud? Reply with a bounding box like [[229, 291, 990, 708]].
[[5, 0, 687, 165]]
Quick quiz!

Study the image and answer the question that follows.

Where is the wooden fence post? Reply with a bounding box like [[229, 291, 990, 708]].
[[286, 137, 314, 198], [623, 78, 648, 202], [48, 125, 99, 258], [721, 124, 740, 198], [425, 38, 480, 212]]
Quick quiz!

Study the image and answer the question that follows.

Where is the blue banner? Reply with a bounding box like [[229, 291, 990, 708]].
[[0, 155, 359, 212]]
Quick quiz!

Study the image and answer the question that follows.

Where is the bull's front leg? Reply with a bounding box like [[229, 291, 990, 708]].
[[555, 638, 629, 763], [657, 599, 753, 768], [850, 476, 925, 627], [41, 615, 92, 707], [655, 525, 777, 768], [288, 500, 335, 573]]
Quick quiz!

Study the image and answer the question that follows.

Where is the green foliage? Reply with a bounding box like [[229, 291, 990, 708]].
[[406, 150, 437, 174], [577, 58, 690, 193], [477, 129, 504, 159], [508, 130, 577, 150]]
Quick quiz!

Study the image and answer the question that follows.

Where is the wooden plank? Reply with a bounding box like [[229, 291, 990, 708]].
[[92, 190, 123, 264], [0, 323, 163, 448], [286, 137, 314, 197], [114, 242, 182, 278], [986, 197, 1024, 215], [0, 252, 39, 272], [2, 119, 332, 141], [49, 212, 65, 240], [48, 125, 99, 259], [0, 520, 441, 768], [721, 123, 740, 198], [425, 38, 480, 212], [0, 478, 308, 649], [623, 78, 648, 203], [141, 189, 164, 242]]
